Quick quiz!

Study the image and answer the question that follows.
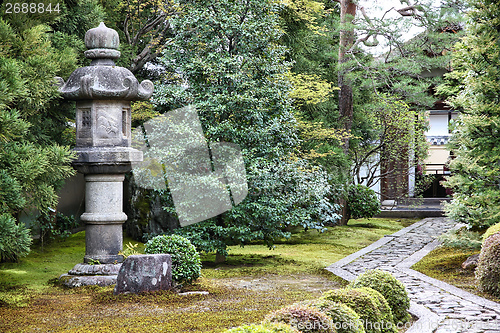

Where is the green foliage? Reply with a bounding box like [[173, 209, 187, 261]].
[[483, 223, 500, 242], [347, 185, 380, 220], [144, 234, 201, 285], [0, 214, 32, 263], [303, 299, 365, 333], [349, 94, 429, 198], [36, 211, 79, 251], [440, 0, 500, 229], [0, 16, 76, 226], [348, 270, 410, 324], [321, 288, 396, 333], [52, 0, 106, 39], [263, 304, 335, 333], [476, 233, 500, 297], [168, 221, 238, 257], [223, 323, 300, 333], [119, 242, 141, 259], [438, 227, 482, 250], [149, 0, 338, 253], [87, 258, 101, 265]]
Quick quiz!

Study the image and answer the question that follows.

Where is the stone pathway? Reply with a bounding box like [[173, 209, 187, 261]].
[[326, 217, 500, 333]]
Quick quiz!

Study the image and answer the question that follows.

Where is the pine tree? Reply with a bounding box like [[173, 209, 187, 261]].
[[0, 7, 80, 259], [439, 0, 500, 229]]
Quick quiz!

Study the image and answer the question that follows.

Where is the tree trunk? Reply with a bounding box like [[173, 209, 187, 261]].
[[337, 0, 357, 226]]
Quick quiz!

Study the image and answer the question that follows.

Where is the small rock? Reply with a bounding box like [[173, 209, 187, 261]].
[[178, 291, 210, 296], [462, 254, 480, 270], [114, 254, 172, 295]]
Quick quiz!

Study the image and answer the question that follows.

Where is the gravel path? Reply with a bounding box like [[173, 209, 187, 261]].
[[326, 217, 500, 333]]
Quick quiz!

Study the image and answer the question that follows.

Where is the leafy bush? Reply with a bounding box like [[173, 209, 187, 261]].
[[0, 214, 32, 263], [482, 223, 500, 242], [303, 299, 365, 333], [37, 211, 80, 249], [144, 234, 201, 285], [263, 304, 335, 333], [438, 227, 482, 250], [223, 323, 299, 333], [168, 221, 238, 257], [349, 270, 410, 324], [476, 233, 500, 297], [347, 185, 380, 220], [321, 288, 396, 333]]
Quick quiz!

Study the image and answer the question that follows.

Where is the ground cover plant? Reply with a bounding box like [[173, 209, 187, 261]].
[[0, 218, 415, 332]]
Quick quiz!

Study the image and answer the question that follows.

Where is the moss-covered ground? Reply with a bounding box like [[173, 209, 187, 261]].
[[0, 218, 416, 332], [412, 246, 500, 303]]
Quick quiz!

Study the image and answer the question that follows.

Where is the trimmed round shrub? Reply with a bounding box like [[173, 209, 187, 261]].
[[476, 233, 500, 297], [482, 222, 500, 242], [223, 323, 300, 333], [303, 299, 365, 333], [320, 288, 396, 333], [0, 214, 32, 263], [144, 234, 201, 285], [263, 304, 336, 333], [349, 270, 410, 324], [347, 185, 381, 220]]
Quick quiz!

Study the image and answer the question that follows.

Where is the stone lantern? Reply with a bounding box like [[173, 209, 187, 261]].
[[57, 23, 152, 285]]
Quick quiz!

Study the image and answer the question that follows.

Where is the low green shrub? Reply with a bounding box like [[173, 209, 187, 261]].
[[0, 214, 32, 263], [438, 227, 482, 250], [476, 233, 500, 297], [320, 288, 396, 333], [482, 223, 500, 242], [263, 304, 336, 333], [347, 185, 380, 220], [303, 299, 365, 333], [223, 323, 300, 333], [144, 234, 201, 285], [349, 270, 410, 324]]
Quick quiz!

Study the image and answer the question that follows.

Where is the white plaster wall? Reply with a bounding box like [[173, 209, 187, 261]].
[[427, 114, 450, 136], [356, 158, 381, 200]]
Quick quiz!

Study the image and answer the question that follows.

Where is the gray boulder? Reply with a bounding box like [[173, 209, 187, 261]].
[[114, 254, 172, 295], [462, 253, 480, 270]]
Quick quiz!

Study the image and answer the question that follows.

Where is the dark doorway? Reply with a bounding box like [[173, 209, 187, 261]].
[[422, 174, 447, 198]]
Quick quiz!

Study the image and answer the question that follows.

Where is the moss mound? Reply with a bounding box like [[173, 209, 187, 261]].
[[303, 298, 365, 333], [320, 287, 396, 333], [349, 270, 410, 323], [223, 323, 300, 333], [263, 304, 336, 333], [482, 223, 500, 242], [476, 233, 500, 297]]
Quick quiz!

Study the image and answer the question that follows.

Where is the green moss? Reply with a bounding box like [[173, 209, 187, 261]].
[[303, 299, 365, 333], [476, 233, 500, 297], [349, 270, 410, 324], [223, 323, 300, 333], [321, 288, 396, 333], [412, 246, 500, 303], [203, 218, 415, 280], [411, 246, 478, 287], [0, 218, 416, 332], [134, 194, 151, 227], [263, 304, 335, 333], [483, 222, 500, 242]]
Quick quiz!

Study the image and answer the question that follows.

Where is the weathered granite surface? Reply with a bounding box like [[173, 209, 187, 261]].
[[114, 254, 172, 295]]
